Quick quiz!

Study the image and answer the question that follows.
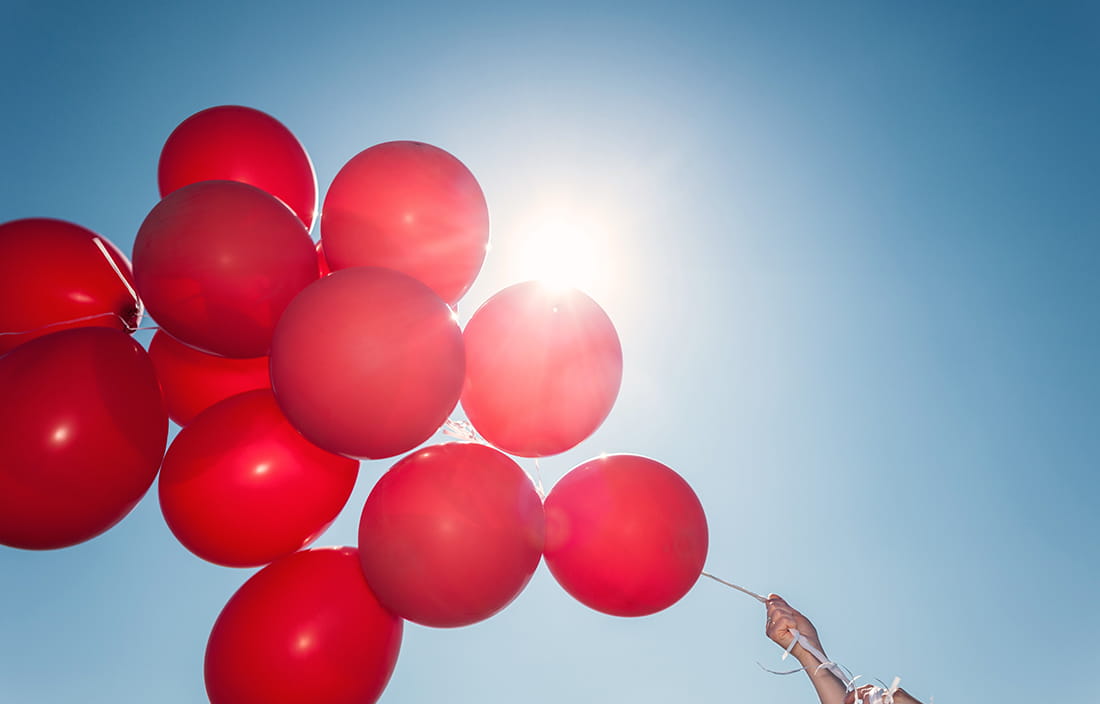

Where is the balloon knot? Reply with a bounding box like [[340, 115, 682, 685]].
[[442, 419, 480, 442]]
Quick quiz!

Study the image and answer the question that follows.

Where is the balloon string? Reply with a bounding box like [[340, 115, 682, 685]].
[[701, 570, 903, 704], [92, 236, 144, 329], [0, 311, 133, 336], [700, 571, 767, 602], [532, 458, 546, 500]]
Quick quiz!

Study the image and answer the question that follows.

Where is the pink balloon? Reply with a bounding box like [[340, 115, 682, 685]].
[[461, 282, 622, 457], [358, 443, 545, 627], [270, 267, 464, 459], [133, 180, 318, 358], [543, 454, 708, 617], [321, 141, 489, 305], [159, 390, 359, 567]]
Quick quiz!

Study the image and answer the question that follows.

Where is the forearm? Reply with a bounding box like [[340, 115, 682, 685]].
[[794, 647, 848, 704]]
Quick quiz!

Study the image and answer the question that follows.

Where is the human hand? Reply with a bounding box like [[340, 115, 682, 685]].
[[764, 594, 826, 663]]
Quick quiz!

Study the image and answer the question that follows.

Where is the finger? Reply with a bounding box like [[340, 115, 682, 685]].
[[766, 597, 803, 625], [764, 617, 782, 638], [767, 604, 796, 623], [765, 599, 794, 616], [766, 616, 797, 641], [767, 628, 794, 647]]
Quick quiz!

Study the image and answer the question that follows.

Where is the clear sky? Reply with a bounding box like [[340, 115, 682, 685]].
[[2, 1, 1098, 702]]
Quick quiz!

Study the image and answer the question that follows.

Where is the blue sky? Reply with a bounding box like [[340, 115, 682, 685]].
[[2, 1, 1098, 702]]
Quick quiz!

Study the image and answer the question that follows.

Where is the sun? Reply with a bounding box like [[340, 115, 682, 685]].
[[507, 206, 615, 294]]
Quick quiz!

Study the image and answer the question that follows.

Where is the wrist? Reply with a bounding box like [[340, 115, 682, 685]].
[[793, 642, 827, 668]]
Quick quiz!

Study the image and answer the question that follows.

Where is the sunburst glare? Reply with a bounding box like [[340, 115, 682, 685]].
[[507, 205, 616, 295]]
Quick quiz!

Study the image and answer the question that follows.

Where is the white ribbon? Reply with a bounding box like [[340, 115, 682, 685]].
[[92, 237, 143, 330]]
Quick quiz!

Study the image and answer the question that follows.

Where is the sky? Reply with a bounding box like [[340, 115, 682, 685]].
[[2, 1, 1099, 702]]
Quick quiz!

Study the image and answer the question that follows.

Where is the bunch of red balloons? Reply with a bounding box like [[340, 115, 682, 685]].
[[0, 105, 710, 703]]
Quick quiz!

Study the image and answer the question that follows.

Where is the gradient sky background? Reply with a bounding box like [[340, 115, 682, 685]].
[[2, 2, 1098, 703]]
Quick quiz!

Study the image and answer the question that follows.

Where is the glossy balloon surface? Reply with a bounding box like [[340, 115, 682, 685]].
[[205, 547, 402, 704], [270, 267, 464, 459], [462, 282, 622, 457], [148, 330, 270, 426], [315, 240, 331, 277], [0, 328, 168, 549], [133, 180, 317, 358], [159, 105, 318, 230], [543, 454, 708, 617], [0, 218, 140, 355], [159, 390, 358, 567], [321, 141, 488, 305], [358, 443, 545, 627]]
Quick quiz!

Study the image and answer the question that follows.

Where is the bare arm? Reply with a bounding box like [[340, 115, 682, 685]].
[[765, 594, 848, 704]]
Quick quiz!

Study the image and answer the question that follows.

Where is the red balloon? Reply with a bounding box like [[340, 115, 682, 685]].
[[315, 240, 331, 277], [0, 327, 168, 549], [148, 330, 270, 426], [133, 180, 318, 358], [159, 390, 358, 567], [358, 443, 545, 627], [0, 218, 141, 355], [321, 141, 489, 305], [159, 105, 318, 230], [543, 454, 708, 617], [205, 547, 402, 704], [270, 267, 464, 460], [461, 282, 622, 457]]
